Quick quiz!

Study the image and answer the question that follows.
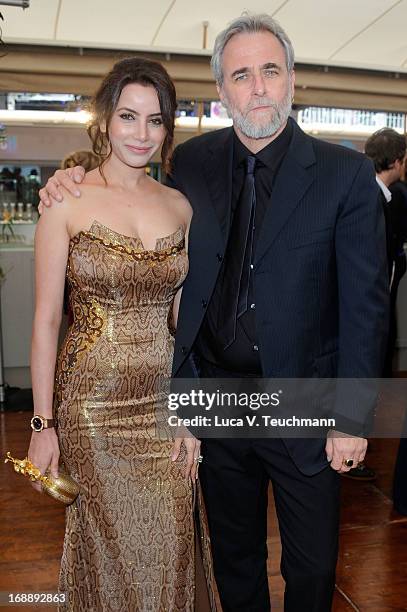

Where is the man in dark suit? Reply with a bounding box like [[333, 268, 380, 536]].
[[39, 14, 389, 612], [365, 128, 406, 373], [168, 16, 388, 612]]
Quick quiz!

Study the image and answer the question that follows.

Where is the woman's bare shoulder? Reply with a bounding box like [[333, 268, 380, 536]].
[[157, 182, 192, 215], [59, 174, 104, 207], [44, 173, 106, 235]]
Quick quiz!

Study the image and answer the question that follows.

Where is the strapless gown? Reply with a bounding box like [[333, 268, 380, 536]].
[[54, 220, 216, 611]]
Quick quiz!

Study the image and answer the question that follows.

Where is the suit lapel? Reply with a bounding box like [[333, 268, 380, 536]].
[[202, 128, 234, 241], [255, 121, 316, 266]]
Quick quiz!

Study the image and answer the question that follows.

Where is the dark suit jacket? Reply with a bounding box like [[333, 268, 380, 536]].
[[389, 180, 407, 258], [378, 189, 393, 281], [379, 180, 407, 282], [167, 118, 389, 474]]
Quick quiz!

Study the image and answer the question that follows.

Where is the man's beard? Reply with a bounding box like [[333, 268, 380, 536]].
[[223, 85, 292, 139]]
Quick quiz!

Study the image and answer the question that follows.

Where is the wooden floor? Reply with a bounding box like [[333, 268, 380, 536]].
[[1, 410, 406, 612]]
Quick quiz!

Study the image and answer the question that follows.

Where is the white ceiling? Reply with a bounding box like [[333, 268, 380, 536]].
[[2, 0, 407, 73]]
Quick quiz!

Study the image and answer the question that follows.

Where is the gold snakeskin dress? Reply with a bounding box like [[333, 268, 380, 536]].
[[54, 220, 216, 612]]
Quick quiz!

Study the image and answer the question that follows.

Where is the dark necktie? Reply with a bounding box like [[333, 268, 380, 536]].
[[218, 154, 257, 349]]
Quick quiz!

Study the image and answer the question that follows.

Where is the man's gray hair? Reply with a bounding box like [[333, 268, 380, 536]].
[[211, 13, 295, 86]]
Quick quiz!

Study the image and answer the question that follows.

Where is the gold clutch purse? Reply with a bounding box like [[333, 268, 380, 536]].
[[5, 452, 79, 505]]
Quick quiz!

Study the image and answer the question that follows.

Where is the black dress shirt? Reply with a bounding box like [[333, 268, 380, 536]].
[[196, 120, 293, 374]]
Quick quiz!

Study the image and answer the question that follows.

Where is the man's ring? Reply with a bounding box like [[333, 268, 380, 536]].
[[343, 458, 354, 468], [196, 455, 203, 464]]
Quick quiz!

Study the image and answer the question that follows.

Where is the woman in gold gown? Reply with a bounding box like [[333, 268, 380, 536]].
[[27, 58, 216, 611]]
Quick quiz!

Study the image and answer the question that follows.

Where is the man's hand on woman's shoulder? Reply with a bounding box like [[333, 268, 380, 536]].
[[38, 165, 86, 213]]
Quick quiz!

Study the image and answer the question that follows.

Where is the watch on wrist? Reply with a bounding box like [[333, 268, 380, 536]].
[[30, 415, 55, 432]]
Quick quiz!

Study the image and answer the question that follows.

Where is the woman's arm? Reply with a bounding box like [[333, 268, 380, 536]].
[[27, 200, 71, 490], [170, 206, 202, 481], [171, 205, 192, 329]]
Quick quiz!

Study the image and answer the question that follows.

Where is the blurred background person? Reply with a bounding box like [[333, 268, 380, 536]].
[[61, 149, 101, 172], [365, 128, 407, 375], [388, 170, 407, 371], [388, 155, 407, 518], [346, 129, 407, 483]]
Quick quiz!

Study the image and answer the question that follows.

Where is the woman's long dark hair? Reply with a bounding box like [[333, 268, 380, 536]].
[[87, 57, 177, 176]]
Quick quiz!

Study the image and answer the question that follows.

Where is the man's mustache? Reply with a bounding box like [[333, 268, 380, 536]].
[[245, 99, 278, 112]]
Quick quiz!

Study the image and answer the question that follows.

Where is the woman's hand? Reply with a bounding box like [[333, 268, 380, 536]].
[[171, 425, 202, 481], [27, 428, 60, 492]]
